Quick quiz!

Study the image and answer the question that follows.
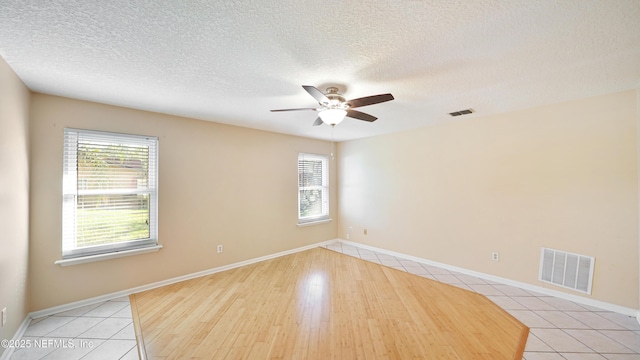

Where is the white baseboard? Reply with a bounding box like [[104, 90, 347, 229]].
[[338, 239, 640, 320], [19, 238, 340, 332], [11, 235, 636, 350]]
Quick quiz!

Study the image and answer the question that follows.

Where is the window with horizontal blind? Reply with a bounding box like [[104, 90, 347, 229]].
[[298, 153, 329, 224], [62, 128, 158, 259]]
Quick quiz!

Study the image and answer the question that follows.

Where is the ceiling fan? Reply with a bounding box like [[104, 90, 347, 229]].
[[271, 85, 394, 127]]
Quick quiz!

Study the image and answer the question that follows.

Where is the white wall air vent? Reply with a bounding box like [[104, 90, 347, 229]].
[[538, 247, 595, 294]]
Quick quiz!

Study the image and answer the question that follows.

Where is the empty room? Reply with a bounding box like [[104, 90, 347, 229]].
[[1, 1, 640, 359]]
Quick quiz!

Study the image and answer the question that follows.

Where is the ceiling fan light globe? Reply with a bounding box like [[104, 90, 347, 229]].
[[319, 109, 347, 126]]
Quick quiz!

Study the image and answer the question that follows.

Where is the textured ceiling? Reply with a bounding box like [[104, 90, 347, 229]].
[[1, 0, 639, 141]]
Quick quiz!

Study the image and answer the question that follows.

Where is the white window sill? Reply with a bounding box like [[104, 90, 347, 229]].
[[55, 245, 163, 267], [297, 218, 332, 227]]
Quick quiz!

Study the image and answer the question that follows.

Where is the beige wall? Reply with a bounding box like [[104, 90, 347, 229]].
[[0, 57, 30, 353], [338, 90, 639, 309], [29, 94, 337, 311]]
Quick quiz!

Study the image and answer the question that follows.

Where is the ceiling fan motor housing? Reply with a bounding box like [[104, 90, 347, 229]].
[[324, 87, 347, 109]]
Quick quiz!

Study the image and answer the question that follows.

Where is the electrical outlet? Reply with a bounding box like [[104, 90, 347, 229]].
[[2, 307, 6, 327], [348, 226, 353, 233], [491, 252, 499, 261], [346, 233, 350, 240], [217, 245, 223, 253], [363, 229, 368, 235]]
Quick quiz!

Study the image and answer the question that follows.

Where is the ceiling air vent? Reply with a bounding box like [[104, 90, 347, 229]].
[[449, 109, 474, 117]]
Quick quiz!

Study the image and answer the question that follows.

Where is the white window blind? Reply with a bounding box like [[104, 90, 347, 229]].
[[298, 153, 329, 223], [62, 128, 158, 259]]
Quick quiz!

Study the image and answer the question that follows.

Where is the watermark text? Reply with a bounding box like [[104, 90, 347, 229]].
[[2, 338, 94, 349]]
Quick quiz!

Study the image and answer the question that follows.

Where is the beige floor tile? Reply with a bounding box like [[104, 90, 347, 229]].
[[523, 352, 566, 359], [79, 318, 133, 339], [432, 274, 462, 284], [566, 312, 626, 330], [539, 297, 588, 311], [467, 284, 505, 296], [525, 333, 554, 352], [599, 330, 640, 353], [491, 284, 531, 297], [534, 311, 591, 329], [454, 274, 487, 285], [602, 354, 640, 359], [23, 317, 76, 337], [565, 330, 634, 353], [530, 329, 592, 352], [40, 339, 106, 360], [560, 353, 607, 359], [512, 297, 557, 311], [487, 295, 528, 310], [597, 313, 640, 331], [83, 302, 129, 318], [80, 339, 137, 360], [46, 317, 105, 338], [508, 310, 555, 328]]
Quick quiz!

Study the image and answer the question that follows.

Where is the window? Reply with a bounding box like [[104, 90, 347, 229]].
[[298, 153, 329, 224], [62, 128, 158, 259]]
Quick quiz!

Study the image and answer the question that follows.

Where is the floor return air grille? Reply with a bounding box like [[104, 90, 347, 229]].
[[538, 247, 595, 294]]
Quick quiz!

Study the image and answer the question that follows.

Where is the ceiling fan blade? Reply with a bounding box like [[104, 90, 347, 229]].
[[346, 110, 377, 122], [302, 85, 330, 104], [270, 107, 317, 112], [347, 93, 394, 108], [312, 117, 323, 126]]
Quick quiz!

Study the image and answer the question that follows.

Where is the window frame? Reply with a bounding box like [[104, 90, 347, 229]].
[[61, 128, 159, 261], [297, 152, 330, 225]]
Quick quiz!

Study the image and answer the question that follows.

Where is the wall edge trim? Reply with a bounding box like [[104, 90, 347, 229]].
[[26, 238, 340, 320], [339, 239, 640, 320]]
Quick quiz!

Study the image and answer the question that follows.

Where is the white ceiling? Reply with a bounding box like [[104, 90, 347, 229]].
[[1, 1, 639, 142]]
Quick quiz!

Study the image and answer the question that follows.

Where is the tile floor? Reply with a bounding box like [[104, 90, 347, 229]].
[[8, 243, 640, 359], [9, 296, 138, 360], [324, 242, 640, 360]]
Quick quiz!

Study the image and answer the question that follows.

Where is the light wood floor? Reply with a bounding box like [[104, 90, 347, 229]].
[[130, 248, 528, 359]]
